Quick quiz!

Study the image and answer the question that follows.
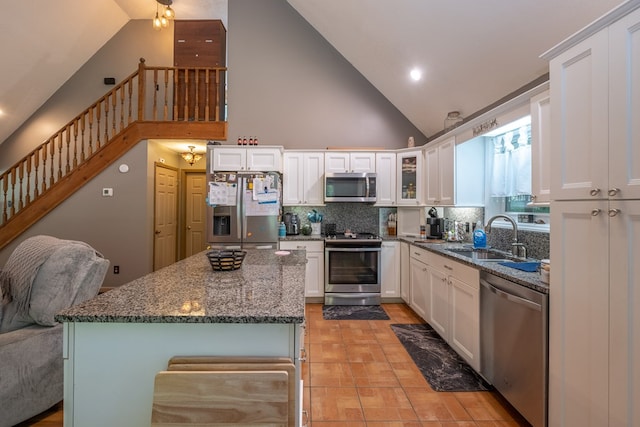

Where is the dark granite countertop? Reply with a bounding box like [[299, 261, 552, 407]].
[[279, 234, 324, 241], [55, 249, 307, 324], [400, 238, 549, 294]]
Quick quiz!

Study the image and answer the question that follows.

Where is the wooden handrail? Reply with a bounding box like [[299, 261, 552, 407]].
[[0, 58, 227, 248]]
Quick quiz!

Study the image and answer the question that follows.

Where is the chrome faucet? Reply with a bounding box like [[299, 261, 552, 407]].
[[485, 214, 527, 258]]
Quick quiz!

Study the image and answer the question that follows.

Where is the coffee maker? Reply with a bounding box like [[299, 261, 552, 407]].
[[283, 212, 299, 235], [426, 207, 444, 239], [426, 217, 444, 239]]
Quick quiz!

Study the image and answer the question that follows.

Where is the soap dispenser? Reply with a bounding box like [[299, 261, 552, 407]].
[[473, 221, 487, 249]]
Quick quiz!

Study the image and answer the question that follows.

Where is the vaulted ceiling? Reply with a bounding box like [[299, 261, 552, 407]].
[[0, 0, 625, 145]]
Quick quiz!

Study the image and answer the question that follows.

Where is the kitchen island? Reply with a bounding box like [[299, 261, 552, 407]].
[[55, 249, 307, 426]]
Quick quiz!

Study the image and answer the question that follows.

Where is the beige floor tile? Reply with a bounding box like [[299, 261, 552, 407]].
[[309, 342, 347, 363], [309, 362, 355, 387], [404, 387, 466, 422], [351, 361, 400, 387], [357, 387, 418, 422], [310, 387, 364, 422], [344, 342, 388, 363]]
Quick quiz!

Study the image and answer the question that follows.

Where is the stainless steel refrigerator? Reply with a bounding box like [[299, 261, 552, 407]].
[[207, 172, 281, 248]]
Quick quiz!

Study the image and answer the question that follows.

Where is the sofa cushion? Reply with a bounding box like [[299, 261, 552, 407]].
[[28, 241, 109, 326], [0, 236, 109, 332]]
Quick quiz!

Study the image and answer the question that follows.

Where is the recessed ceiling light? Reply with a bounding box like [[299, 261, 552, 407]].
[[0, 109, 4, 116], [410, 68, 422, 81]]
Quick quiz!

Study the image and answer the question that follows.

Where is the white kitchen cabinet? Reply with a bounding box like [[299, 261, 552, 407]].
[[282, 152, 324, 206], [375, 152, 396, 205], [325, 152, 375, 173], [408, 245, 429, 320], [425, 137, 455, 206], [530, 90, 551, 205], [279, 240, 324, 299], [545, 5, 640, 426], [210, 147, 283, 172], [400, 241, 410, 303], [381, 241, 400, 299], [397, 150, 424, 206], [426, 251, 480, 371]]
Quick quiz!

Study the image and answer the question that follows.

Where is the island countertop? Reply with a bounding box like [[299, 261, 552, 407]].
[[55, 249, 307, 324]]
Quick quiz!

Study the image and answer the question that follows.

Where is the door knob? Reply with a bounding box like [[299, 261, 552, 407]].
[[155, 230, 161, 234]]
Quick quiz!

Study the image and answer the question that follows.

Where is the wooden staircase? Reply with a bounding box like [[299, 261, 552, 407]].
[[0, 59, 227, 251]]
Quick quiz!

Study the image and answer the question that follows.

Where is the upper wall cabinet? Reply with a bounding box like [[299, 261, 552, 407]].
[[530, 90, 551, 204], [282, 152, 324, 206], [425, 137, 455, 206], [549, 6, 640, 201], [375, 152, 396, 206], [210, 147, 283, 172], [397, 150, 424, 206], [325, 152, 375, 173]]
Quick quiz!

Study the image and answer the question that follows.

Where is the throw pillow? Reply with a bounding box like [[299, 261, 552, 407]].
[[0, 270, 11, 323]]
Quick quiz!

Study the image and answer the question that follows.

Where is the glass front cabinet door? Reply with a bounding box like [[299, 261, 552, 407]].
[[397, 150, 424, 205]]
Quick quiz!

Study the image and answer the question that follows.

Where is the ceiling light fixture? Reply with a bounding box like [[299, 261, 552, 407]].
[[181, 146, 202, 166], [410, 68, 422, 82], [153, 0, 175, 31]]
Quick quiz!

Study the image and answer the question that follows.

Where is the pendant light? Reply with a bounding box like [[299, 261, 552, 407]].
[[152, 0, 175, 31]]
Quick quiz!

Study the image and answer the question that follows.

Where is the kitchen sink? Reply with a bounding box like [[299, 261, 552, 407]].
[[445, 247, 519, 262]]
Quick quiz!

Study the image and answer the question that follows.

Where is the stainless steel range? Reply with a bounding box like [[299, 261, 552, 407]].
[[324, 232, 382, 305]]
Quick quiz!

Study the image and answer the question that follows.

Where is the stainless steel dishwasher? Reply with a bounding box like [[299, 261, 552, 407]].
[[480, 271, 548, 427]]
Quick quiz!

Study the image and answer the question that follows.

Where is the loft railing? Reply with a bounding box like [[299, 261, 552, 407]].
[[0, 58, 226, 229]]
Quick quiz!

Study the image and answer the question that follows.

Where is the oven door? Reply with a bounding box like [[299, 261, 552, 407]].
[[324, 246, 381, 293]]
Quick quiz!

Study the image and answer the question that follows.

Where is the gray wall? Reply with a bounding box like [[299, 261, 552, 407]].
[[0, 20, 174, 171], [226, 0, 426, 149]]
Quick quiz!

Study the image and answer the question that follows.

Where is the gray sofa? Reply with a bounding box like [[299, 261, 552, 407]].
[[0, 235, 109, 427]]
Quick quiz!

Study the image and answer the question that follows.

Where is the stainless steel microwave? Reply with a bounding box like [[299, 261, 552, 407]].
[[324, 172, 377, 202]]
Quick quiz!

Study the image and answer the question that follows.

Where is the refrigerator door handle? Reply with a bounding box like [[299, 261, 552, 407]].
[[237, 180, 243, 240]]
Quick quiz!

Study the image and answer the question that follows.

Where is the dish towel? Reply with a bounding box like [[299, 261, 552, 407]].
[[498, 261, 540, 272]]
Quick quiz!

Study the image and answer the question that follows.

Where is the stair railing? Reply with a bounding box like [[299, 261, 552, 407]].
[[0, 58, 226, 229]]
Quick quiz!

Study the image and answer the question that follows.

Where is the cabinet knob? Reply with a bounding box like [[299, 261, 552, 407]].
[[591, 209, 601, 216], [608, 188, 621, 196], [608, 208, 621, 217], [590, 188, 601, 196]]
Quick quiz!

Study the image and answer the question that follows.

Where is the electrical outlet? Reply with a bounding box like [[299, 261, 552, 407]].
[[102, 188, 113, 197], [113, 265, 119, 274]]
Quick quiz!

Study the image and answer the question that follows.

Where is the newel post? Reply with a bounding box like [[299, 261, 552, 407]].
[[137, 58, 146, 121]]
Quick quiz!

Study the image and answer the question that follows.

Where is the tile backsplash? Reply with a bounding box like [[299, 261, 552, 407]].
[[282, 204, 549, 259]]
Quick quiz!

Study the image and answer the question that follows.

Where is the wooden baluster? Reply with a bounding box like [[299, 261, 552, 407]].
[[25, 155, 32, 205], [137, 58, 146, 121], [214, 70, 221, 122], [111, 90, 117, 137], [151, 69, 157, 121], [56, 133, 63, 181], [128, 79, 133, 125], [96, 102, 103, 149], [49, 139, 55, 186], [194, 69, 199, 121], [73, 118, 79, 168], [17, 162, 24, 211], [163, 69, 169, 120], [205, 70, 211, 122], [87, 107, 94, 156], [2, 172, 7, 223], [65, 126, 71, 173], [102, 94, 109, 145], [173, 70, 179, 121], [34, 148, 40, 198], [120, 84, 125, 130], [184, 68, 189, 121], [10, 167, 16, 217]]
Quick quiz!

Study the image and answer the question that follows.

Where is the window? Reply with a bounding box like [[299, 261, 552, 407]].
[[483, 116, 549, 231]]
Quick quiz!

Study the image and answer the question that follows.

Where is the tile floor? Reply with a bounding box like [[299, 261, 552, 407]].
[[20, 303, 530, 427]]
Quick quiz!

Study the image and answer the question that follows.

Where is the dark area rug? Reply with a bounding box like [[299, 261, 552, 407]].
[[391, 323, 492, 392], [322, 305, 390, 320]]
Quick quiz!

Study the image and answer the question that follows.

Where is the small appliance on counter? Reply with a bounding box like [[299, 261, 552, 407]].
[[283, 212, 299, 235], [426, 207, 444, 239]]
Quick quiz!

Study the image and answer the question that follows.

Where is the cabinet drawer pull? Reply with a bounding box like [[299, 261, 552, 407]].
[[608, 188, 620, 196], [444, 265, 453, 271], [590, 188, 601, 196], [608, 208, 621, 217], [297, 246, 305, 249], [299, 348, 307, 362], [591, 209, 601, 216]]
